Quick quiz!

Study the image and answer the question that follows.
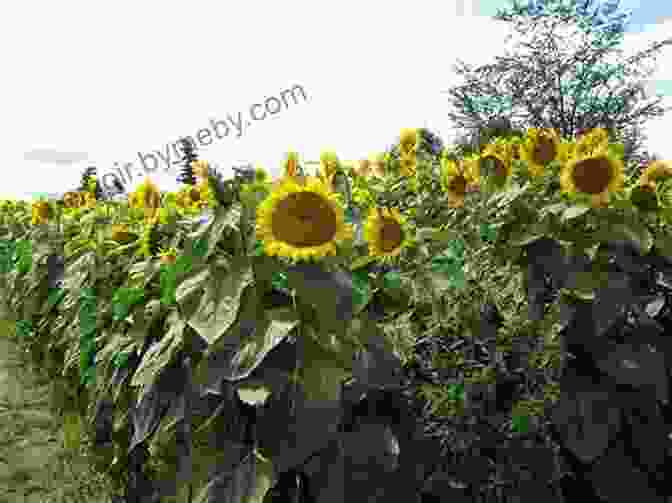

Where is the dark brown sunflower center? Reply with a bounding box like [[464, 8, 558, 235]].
[[190, 188, 201, 202], [272, 192, 338, 247], [533, 136, 556, 164], [571, 157, 613, 194], [448, 175, 468, 195], [379, 217, 404, 253]]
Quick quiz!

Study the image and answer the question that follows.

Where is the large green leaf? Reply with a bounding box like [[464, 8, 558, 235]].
[[227, 307, 300, 381], [595, 341, 668, 404], [593, 215, 654, 255], [298, 333, 350, 402], [130, 310, 185, 400], [551, 375, 621, 463], [193, 450, 275, 503], [186, 259, 254, 346], [192, 203, 242, 260]]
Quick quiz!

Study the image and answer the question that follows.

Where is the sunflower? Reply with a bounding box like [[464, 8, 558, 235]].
[[192, 159, 210, 182], [318, 151, 341, 191], [363, 206, 412, 262], [398, 129, 419, 159], [559, 147, 625, 207], [82, 191, 97, 209], [574, 128, 610, 158], [31, 201, 52, 225], [440, 156, 479, 208], [129, 177, 162, 222], [63, 191, 83, 209], [628, 160, 672, 213], [479, 140, 515, 189], [519, 128, 561, 177], [111, 224, 137, 244], [176, 179, 215, 211], [638, 160, 672, 187], [256, 176, 353, 262]]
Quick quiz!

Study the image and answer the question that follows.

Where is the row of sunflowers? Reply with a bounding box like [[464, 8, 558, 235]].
[[10, 126, 672, 272]]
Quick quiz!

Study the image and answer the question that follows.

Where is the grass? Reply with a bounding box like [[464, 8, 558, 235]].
[[0, 317, 119, 503]]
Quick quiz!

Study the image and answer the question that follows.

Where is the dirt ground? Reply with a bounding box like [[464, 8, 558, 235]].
[[0, 318, 117, 503]]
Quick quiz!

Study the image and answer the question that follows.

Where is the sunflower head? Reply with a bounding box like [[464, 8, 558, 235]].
[[398, 129, 419, 159], [128, 177, 163, 222], [520, 128, 561, 177], [479, 141, 515, 189], [639, 160, 672, 187], [441, 156, 479, 208], [559, 147, 625, 207], [63, 191, 83, 209], [31, 201, 52, 225], [192, 159, 210, 181], [82, 191, 97, 208], [574, 128, 610, 158], [363, 206, 411, 263], [256, 176, 353, 262], [111, 224, 137, 244]]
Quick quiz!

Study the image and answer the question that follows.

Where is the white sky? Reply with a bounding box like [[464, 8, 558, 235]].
[[2, 0, 671, 199]]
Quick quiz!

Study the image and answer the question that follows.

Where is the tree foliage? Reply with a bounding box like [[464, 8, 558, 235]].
[[443, 0, 672, 173]]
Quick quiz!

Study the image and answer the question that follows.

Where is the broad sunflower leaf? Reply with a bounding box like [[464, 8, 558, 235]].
[[193, 450, 276, 503], [595, 341, 668, 404], [186, 260, 253, 346], [561, 205, 590, 221], [131, 310, 185, 397], [551, 375, 621, 463], [285, 263, 356, 333]]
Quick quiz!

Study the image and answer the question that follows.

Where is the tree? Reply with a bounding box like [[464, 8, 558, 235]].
[[443, 0, 672, 174], [495, 0, 633, 39]]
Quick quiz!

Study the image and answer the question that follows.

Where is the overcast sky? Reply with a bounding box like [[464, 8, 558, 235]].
[[2, 0, 671, 200]]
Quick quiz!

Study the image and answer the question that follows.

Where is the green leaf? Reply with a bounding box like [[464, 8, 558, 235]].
[[112, 287, 145, 321], [253, 239, 265, 257], [186, 260, 254, 346], [63, 412, 82, 450], [447, 383, 465, 402], [383, 270, 402, 290], [193, 236, 209, 258], [562, 205, 591, 222], [131, 311, 185, 396], [299, 334, 351, 402], [607, 143, 625, 160], [112, 351, 131, 369], [511, 413, 530, 434], [349, 255, 376, 271], [351, 270, 372, 312], [236, 384, 272, 406], [479, 222, 498, 243], [271, 271, 289, 291]]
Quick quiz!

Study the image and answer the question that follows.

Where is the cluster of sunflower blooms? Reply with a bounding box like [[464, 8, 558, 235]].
[[30, 177, 99, 225], [254, 127, 672, 265], [256, 148, 415, 264]]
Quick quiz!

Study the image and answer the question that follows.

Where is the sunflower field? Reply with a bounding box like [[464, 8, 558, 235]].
[[2, 127, 672, 501]]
